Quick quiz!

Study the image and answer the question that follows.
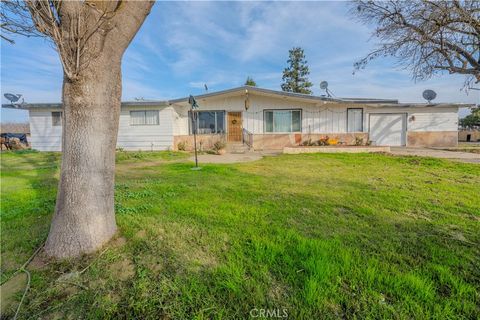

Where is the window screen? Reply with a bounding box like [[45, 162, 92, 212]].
[[347, 108, 363, 132], [130, 110, 159, 125], [264, 110, 302, 133], [52, 112, 62, 126]]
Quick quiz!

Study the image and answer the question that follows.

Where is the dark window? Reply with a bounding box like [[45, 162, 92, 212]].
[[52, 112, 62, 126], [264, 110, 302, 133], [190, 111, 225, 134], [347, 108, 363, 132]]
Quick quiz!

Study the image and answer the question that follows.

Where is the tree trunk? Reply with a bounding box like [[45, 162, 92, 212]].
[[44, 53, 122, 258]]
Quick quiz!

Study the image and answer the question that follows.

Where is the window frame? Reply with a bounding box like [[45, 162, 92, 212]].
[[263, 109, 302, 133], [189, 110, 226, 135], [347, 108, 364, 132], [51, 111, 62, 127], [129, 110, 160, 126]]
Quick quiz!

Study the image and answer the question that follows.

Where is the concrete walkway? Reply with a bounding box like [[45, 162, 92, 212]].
[[390, 147, 480, 164], [189, 148, 480, 164], [189, 151, 279, 164]]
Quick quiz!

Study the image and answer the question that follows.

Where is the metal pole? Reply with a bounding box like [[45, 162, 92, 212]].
[[193, 110, 198, 167]]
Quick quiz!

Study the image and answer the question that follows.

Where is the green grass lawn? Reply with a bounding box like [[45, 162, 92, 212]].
[[1, 150, 479, 319]]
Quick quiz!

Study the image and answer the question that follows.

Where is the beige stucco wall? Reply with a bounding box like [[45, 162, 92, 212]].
[[173, 134, 225, 151], [407, 131, 458, 147]]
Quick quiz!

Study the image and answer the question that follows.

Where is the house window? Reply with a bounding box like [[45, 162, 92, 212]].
[[189, 111, 225, 134], [264, 110, 301, 133], [130, 110, 159, 125], [347, 108, 363, 132], [52, 112, 62, 126]]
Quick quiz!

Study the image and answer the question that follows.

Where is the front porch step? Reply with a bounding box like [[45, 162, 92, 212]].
[[226, 143, 250, 154]]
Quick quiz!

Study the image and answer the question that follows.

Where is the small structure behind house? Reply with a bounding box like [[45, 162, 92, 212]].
[[459, 130, 480, 142]]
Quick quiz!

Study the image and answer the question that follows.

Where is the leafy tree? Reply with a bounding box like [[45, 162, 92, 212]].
[[244, 76, 257, 86], [460, 107, 480, 129], [281, 47, 313, 94], [1, 0, 154, 258], [351, 1, 480, 87]]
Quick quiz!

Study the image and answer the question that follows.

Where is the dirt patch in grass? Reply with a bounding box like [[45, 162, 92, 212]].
[[268, 277, 290, 302], [110, 236, 127, 248], [135, 230, 147, 239], [156, 223, 220, 272], [138, 253, 164, 275], [1, 272, 27, 315], [30, 251, 51, 270], [0, 253, 18, 272], [108, 258, 135, 281]]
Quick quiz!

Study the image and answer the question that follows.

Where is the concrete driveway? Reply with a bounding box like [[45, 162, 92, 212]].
[[390, 147, 480, 164]]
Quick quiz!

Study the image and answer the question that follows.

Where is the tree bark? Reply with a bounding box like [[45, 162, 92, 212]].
[[40, 0, 154, 259], [44, 51, 122, 258]]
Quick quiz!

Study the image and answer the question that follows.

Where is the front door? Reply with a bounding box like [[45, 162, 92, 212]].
[[227, 112, 242, 142]]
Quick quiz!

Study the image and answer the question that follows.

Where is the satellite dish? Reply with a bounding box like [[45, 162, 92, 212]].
[[4, 93, 22, 103], [422, 89, 437, 103], [320, 81, 334, 97]]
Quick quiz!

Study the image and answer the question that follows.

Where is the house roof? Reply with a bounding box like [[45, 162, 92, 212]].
[[168, 86, 400, 104], [1, 85, 473, 110]]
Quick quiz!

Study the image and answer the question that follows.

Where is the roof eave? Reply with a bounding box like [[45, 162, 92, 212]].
[[2, 101, 168, 110]]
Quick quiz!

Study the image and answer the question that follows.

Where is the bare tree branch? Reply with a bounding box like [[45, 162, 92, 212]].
[[351, 0, 480, 87], [1, 0, 153, 81]]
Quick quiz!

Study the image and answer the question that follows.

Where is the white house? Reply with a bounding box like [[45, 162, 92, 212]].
[[5, 86, 465, 151]]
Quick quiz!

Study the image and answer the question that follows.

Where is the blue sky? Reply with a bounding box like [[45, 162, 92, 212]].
[[1, 1, 478, 122]]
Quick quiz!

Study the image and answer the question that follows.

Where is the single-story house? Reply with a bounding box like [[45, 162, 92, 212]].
[[3, 86, 468, 151]]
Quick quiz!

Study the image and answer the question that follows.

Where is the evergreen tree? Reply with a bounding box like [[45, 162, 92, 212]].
[[245, 76, 257, 86], [281, 47, 313, 94], [460, 107, 480, 129]]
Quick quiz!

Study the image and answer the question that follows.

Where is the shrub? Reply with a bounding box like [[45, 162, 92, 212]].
[[301, 139, 316, 146], [327, 138, 338, 145], [317, 136, 329, 146], [354, 137, 364, 146], [212, 140, 226, 152], [177, 141, 187, 151]]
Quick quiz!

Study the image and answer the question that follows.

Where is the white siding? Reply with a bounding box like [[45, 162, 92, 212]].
[[408, 108, 458, 131], [29, 109, 62, 151], [172, 95, 352, 135], [29, 105, 173, 152], [117, 105, 173, 151], [172, 96, 458, 138], [27, 96, 459, 151]]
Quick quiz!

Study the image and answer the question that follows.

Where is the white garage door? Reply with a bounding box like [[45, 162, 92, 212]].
[[369, 113, 406, 146]]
